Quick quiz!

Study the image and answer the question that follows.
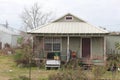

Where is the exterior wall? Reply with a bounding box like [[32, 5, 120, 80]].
[[61, 37, 104, 61], [61, 37, 104, 59], [61, 37, 67, 55], [61, 37, 81, 59], [0, 32, 12, 48], [35, 36, 44, 51], [0, 32, 20, 48], [34, 36, 44, 58], [36, 36, 105, 64], [92, 37, 104, 59], [11, 35, 19, 48], [69, 37, 81, 58], [106, 35, 120, 53], [61, 37, 67, 61]]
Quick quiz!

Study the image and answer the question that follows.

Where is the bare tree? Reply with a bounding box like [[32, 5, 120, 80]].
[[21, 3, 55, 30]]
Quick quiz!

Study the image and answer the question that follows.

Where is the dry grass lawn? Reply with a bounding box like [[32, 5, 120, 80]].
[[0, 54, 120, 80], [0, 55, 58, 80]]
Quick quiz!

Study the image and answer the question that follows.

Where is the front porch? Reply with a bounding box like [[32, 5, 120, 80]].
[[33, 35, 106, 65]]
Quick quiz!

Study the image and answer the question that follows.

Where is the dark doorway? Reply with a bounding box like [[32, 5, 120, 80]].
[[82, 38, 91, 58]]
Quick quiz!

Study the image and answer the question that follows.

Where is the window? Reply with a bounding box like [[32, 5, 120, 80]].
[[44, 37, 61, 52], [53, 43, 60, 51], [45, 43, 52, 51], [53, 38, 61, 43], [65, 16, 73, 20]]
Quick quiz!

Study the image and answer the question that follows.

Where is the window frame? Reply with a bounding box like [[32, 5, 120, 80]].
[[65, 16, 73, 21], [44, 37, 62, 52]]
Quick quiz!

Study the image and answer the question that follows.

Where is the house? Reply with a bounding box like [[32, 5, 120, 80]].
[[0, 24, 20, 49], [28, 13, 109, 65], [106, 32, 120, 54]]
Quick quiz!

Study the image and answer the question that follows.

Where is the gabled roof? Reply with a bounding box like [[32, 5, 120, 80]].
[[53, 13, 86, 22], [28, 13, 109, 34]]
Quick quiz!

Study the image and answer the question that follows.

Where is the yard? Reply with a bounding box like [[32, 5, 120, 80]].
[[0, 55, 58, 80], [0, 55, 120, 80]]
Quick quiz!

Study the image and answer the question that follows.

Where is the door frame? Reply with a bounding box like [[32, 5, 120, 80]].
[[81, 37, 92, 59]]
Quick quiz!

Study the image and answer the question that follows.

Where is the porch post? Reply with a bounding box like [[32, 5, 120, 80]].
[[90, 38, 92, 59], [67, 36, 70, 62], [80, 38, 82, 58], [104, 36, 106, 61], [32, 35, 35, 54]]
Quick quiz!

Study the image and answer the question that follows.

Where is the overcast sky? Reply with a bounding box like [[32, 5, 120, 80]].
[[0, 0, 120, 31]]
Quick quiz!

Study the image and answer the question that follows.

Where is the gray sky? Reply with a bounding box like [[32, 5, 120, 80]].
[[0, 0, 120, 31]]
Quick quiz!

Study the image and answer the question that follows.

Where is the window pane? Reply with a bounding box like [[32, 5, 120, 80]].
[[45, 43, 52, 51], [53, 38, 61, 43], [53, 43, 60, 51], [45, 37, 52, 43]]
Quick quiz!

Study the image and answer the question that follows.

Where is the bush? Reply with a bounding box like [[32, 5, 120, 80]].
[[13, 49, 29, 67], [106, 53, 120, 71], [63, 58, 80, 70], [13, 48, 36, 67], [91, 65, 106, 80], [48, 68, 88, 80]]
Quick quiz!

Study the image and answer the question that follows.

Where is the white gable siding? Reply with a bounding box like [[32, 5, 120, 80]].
[[54, 15, 85, 22]]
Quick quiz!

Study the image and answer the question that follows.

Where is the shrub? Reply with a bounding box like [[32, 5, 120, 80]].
[[63, 58, 80, 70], [13, 45, 36, 67], [91, 65, 106, 80], [48, 68, 88, 80], [106, 53, 120, 71], [17, 37, 23, 45], [14, 35, 38, 67], [13, 51, 29, 67]]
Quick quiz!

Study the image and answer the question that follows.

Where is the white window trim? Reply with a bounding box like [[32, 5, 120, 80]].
[[44, 37, 62, 52]]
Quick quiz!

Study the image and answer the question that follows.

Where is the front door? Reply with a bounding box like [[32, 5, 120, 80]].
[[82, 38, 91, 58]]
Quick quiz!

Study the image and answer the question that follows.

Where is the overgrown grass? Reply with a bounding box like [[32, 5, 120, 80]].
[[1, 55, 120, 80], [0, 55, 58, 80]]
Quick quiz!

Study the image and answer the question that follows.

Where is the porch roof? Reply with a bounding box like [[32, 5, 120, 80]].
[[28, 22, 108, 34], [28, 13, 109, 34]]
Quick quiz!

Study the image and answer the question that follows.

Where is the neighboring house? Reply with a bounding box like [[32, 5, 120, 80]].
[[0, 24, 20, 49], [106, 32, 120, 53], [28, 13, 109, 65]]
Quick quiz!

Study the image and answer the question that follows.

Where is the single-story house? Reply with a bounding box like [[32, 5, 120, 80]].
[[0, 24, 20, 49], [28, 13, 109, 65]]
